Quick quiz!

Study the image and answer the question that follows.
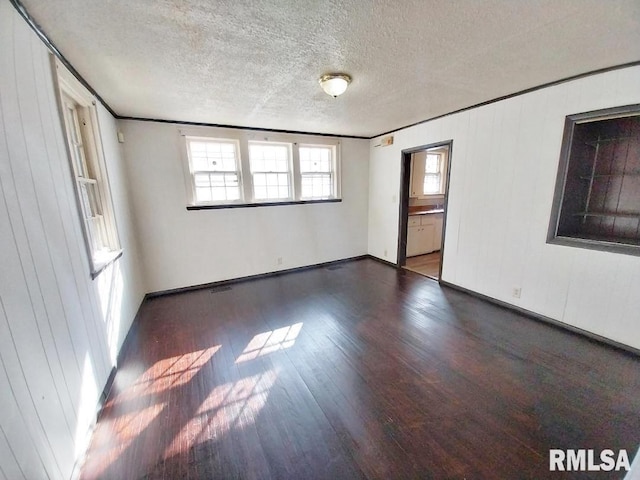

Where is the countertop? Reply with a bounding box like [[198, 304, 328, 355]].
[[409, 208, 444, 216]]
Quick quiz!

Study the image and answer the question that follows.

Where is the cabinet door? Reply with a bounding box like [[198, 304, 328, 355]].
[[407, 225, 421, 257], [408, 223, 439, 257], [419, 224, 435, 254], [409, 154, 426, 198], [434, 214, 443, 250]]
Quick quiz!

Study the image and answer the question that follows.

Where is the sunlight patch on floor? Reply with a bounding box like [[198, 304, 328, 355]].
[[235, 323, 303, 363], [163, 368, 279, 459]]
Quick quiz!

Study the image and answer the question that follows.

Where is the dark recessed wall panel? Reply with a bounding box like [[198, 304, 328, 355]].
[[549, 105, 640, 253]]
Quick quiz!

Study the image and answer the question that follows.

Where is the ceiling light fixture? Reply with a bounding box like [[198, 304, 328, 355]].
[[319, 73, 351, 97]]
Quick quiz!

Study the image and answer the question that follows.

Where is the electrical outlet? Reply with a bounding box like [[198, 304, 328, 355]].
[[384, 249, 388, 257], [277, 257, 283, 265], [512, 287, 521, 298]]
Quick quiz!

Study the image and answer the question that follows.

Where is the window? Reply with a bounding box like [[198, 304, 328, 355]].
[[423, 153, 443, 194], [181, 131, 341, 208], [249, 142, 292, 200], [54, 58, 120, 277], [299, 145, 335, 199], [186, 138, 242, 203], [548, 104, 640, 256], [410, 148, 448, 197]]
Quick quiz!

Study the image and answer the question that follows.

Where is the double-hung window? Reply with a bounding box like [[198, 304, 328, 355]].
[[423, 153, 444, 194], [299, 145, 335, 199], [54, 58, 120, 277], [248, 142, 292, 201], [186, 138, 242, 203], [182, 131, 341, 208]]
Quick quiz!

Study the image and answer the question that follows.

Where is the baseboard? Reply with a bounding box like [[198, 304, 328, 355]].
[[439, 280, 640, 358], [365, 254, 399, 268], [146, 255, 370, 298], [99, 367, 117, 406]]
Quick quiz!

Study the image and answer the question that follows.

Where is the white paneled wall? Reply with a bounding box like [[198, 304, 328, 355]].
[[121, 121, 370, 293], [0, 2, 145, 478], [368, 65, 640, 350]]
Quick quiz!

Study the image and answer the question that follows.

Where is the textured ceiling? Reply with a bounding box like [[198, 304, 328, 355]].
[[19, 0, 640, 137]]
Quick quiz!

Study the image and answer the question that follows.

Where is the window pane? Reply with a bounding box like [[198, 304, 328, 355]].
[[87, 215, 107, 253], [253, 173, 266, 186], [64, 105, 90, 177], [300, 146, 332, 173], [194, 173, 240, 202], [254, 186, 267, 199], [249, 144, 289, 172], [301, 173, 332, 198], [211, 187, 227, 201], [188, 139, 238, 172], [195, 186, 212, 202], [253, 172, 289, 200], [423, 173, 441, 194], [78, 183, 93, 219], [265, 158, 277, 172], [425, 154, 441, 173]]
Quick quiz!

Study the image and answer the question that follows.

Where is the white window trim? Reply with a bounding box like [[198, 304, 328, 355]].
[[52, 56, 121, 278], [183, 136, 244, 206], [298, 143, 340, 200], [248, 140, 294, 202], [179, 127, 342, 208]]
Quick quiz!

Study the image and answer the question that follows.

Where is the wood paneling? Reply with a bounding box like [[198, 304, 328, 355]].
[[81, 260, 640, 479], [0, 2, 145, 478], [368, 65, 640, 350]]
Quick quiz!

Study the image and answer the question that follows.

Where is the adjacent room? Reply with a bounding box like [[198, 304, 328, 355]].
[[1, 0, 639, 478]]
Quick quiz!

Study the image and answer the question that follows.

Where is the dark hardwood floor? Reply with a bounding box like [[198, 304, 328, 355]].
[[80, 259, 640, 479]]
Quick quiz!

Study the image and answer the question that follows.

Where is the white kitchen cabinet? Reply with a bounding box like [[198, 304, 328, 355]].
[[409, 153, 426, 198], [407, 213, 444, 256], [407, 225, 433, 257], [433, 213, 443, 250]]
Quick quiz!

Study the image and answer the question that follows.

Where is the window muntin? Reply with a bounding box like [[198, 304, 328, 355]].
[[186, 138, 242, 203], [249, 142, 292, 200], [299, 145, 335, 199]]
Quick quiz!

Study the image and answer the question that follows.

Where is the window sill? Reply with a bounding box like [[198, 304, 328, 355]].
[[548, 236, 640, 257], [186, 198, 342, 210], [91, 249, 123, 279]]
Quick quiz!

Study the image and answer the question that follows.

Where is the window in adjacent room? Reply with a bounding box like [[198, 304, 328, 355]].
[[248, 142, 292, 201], [423, 153, 444, 194], [548, 104, 640, 256], [410, 148, 448, 197], [299, 145, 336, 199], [53, 58, 121, 277], [186, 138, 242, 204]]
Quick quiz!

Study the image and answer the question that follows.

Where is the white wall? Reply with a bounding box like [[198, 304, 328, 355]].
[[368, 66, 640, 351], [0, 2, 146, 478], [121, 120, 370, 293]]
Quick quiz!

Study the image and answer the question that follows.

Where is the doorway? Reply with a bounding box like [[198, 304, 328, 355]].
[[397, 141, 453, 281]]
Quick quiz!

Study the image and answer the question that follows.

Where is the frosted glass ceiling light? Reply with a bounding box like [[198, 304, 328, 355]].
[[319, 73, 351, 97]]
